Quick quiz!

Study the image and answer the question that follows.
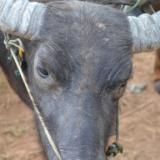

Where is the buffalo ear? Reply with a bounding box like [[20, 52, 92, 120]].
[[87, 0, 136, 5]]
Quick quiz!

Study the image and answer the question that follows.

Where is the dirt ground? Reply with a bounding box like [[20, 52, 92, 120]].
[[0, 53, 160, 160]]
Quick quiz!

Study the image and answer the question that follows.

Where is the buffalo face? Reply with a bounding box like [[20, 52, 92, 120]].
[[25, 2, 132, 159]]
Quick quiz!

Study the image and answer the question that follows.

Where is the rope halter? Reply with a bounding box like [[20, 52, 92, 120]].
[[3, 33, 62, 160]]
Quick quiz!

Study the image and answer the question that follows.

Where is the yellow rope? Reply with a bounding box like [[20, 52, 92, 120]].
[[3, 33, 62, 160]]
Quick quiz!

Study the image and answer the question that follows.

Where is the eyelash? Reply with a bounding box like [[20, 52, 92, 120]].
[[37, 66, 49, 79], [112, 82, 127, 101]]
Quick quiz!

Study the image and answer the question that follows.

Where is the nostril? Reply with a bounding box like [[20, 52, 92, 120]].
[[37, 66, 49, 78]]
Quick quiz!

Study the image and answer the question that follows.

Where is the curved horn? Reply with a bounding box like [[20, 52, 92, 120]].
[[0, 0, 46, 39], [128, 11, 160, 53]]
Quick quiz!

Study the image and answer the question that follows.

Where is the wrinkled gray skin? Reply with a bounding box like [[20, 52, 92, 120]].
[[0, 1, 132, 160]]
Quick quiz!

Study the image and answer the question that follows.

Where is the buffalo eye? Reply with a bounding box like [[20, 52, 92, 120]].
[[35, 65, 58, 89], [112, 82, 126, 101], [37, 66, 49, 79]]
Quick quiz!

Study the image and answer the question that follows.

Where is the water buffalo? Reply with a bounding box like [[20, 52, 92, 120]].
[[0, 0, 160, 160]]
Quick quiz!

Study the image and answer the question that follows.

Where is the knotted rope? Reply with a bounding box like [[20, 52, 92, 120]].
[[3, 33, 62, 160]]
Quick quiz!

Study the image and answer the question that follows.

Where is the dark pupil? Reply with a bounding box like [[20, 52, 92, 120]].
[[37, 67, 49, 78], [121, 83, 126, 88]]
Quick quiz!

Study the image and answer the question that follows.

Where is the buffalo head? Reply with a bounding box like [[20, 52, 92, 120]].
[[0, 0, 159, 160]]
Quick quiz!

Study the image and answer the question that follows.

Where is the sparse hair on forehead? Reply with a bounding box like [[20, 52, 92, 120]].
[[31, 1, 132, 91]]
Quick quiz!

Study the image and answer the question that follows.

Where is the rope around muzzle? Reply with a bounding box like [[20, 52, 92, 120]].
[[106, 105, 123, 160], [3, 33, 62, 160]]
